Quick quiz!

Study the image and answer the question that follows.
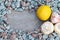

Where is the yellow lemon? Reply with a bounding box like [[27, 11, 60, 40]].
[[36, 5, 52, 21]]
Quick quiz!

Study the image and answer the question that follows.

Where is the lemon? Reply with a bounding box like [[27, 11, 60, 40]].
[[36, 5, 52, 21]]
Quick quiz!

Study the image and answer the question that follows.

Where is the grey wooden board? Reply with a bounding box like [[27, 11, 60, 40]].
[[7, 10, 42, 31]]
